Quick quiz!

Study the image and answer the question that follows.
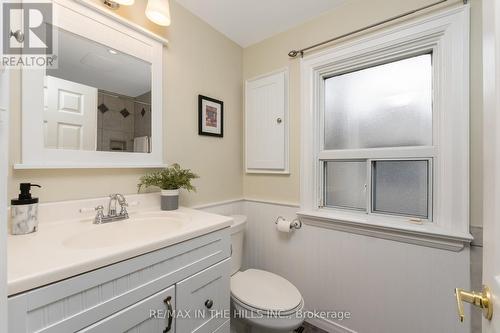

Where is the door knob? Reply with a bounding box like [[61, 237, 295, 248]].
[[455, 286, 493, 322], [276, 118, 282, 124]]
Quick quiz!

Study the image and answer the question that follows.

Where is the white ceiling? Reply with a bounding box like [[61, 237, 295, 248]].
[[175, 0, 347, 47], [47, 29, 151, 97]]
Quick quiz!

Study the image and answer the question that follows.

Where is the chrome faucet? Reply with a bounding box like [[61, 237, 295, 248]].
[[94, 194, 129, 224]]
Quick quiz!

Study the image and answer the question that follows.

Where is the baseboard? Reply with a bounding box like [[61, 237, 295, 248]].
[[305, 318, 357, 333]]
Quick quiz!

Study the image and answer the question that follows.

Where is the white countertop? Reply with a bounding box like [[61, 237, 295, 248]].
[[8, 206, 232, 295]]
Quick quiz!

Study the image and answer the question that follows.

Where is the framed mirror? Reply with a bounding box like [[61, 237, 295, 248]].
[[17, 0, 167, 168]]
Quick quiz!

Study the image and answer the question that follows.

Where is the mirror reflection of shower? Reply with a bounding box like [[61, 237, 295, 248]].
[[97, 91, 152, 153], [43, 27, 152, 153]]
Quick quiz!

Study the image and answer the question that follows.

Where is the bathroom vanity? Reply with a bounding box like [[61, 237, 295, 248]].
[[8, 0, 233, 331], [7, 194, 232, 333]]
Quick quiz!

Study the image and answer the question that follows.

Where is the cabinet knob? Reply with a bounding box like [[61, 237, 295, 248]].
[[205, 299, 214, 309], [276, 118, 282, 124]]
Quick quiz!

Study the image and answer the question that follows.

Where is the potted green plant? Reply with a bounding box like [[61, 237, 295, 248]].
[[138, 163, 199, 211]]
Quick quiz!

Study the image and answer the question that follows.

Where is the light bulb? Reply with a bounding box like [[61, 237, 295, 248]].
[[114, 0, 134, 5], [146, 0, 171, 26]]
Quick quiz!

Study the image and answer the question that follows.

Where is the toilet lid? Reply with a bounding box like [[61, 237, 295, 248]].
[[231, 269, 302, 312]]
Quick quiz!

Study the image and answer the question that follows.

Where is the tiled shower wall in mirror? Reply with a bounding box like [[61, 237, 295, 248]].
[[97, 91, 151, 153]]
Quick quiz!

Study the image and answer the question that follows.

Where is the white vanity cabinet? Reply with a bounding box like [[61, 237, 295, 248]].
[[79, 285, 176, 333], [176, 260, 230, 332], [8, 229, 231, 333]]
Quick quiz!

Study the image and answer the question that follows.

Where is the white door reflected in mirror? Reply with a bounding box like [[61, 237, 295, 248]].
[[45, 76, 97, 151]]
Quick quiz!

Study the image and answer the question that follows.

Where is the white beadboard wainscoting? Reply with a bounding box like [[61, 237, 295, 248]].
[[198, 199, 471, 333]]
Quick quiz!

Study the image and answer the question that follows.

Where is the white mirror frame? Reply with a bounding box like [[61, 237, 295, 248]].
[[16, 0, 168, 169]]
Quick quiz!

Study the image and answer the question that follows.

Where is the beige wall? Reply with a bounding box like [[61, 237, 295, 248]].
[[8, 0, 243, 206], [242, 0, 484, 226], [8, 0, 482, 226]]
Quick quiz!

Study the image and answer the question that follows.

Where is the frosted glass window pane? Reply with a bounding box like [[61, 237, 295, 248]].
[[325, 161, 366, 210], [324, 54, 432, 149], [372, 160, 429, 218]]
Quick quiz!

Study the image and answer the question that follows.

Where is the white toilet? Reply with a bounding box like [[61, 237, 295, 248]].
[[229, 215, 304, 333]]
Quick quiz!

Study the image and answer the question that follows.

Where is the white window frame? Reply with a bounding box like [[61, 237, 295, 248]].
[[299, 5, 472, 251]]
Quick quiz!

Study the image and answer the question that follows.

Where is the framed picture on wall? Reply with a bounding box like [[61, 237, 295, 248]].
[[198, 95, 224, 137]]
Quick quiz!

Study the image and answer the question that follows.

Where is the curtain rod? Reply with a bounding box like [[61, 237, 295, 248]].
[[288, 0, 467, 58]]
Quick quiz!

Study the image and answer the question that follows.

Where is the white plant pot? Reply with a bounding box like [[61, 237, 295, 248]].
[[161, 189, 179, 211]]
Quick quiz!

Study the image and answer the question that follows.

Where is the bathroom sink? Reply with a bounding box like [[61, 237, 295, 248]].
[[63, 214, 188, 249]]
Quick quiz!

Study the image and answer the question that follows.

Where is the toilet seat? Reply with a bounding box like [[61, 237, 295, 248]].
[[231, 269, 303, 313], [231, 293, 304, 317]]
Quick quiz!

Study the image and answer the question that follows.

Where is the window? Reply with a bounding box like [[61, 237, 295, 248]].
[[324, 160, 366, 210], [321, 54, 433, 220], [300, 6, 470, 247], [371, 160, 430, 218], [323, 54, 433, 150]]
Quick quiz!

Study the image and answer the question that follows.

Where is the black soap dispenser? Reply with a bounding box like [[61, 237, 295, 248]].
[[10, 183, 42, 235]]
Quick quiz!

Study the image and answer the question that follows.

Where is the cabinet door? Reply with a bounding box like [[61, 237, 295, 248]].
[[245, 69, 288, 173], [176, 259, 230, 333], [212, 320, 230, 333], [78, 285, 175, 333]]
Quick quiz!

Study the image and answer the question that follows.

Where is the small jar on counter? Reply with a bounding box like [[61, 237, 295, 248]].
[[10, 183, 42, 235]]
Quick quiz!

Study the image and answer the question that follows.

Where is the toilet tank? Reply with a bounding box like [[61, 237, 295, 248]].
[[229, 215, 247, 275]]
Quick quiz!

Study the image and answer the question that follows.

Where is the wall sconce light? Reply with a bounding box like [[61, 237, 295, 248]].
[[145, 0, 171, 26], [103, 0, 171, 27], [103, 0, 134, 9]]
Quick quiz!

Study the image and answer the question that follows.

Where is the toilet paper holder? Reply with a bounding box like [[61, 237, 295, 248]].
[[275, 216, 302, 230]]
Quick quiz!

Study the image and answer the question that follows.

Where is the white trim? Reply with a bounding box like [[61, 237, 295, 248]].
[[243, 197, 300, 208], [297, 210, 471, 252], [306, 318, 357, 333], [244, 169, 291, 175], [300, 6, 470, 239], [0, 0, 6, 328], [196, 198, 472, 252], [0, 70, 9, 333], [18, 0, 165, 169], [72, 0, 169, 46], [244, 67, 290, 84], [318, 146, 436, 160], [0, 108, 6, 124], [245, 67, 290, 174], [13, 163, 167, 170], [194, 197, 301, 209], [367, 157, 434, 222], [481, 0, 500, 323], [14, 194, 473, 252], [191, 198, 245, 210], [193, 198, 301, 210]]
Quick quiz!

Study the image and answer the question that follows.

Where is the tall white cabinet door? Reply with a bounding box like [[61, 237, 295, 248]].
[[245, 69, 288, 173], [45, 76, 98, 151]]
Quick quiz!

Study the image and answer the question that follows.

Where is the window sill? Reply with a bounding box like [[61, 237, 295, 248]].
[[297, 210, 473, 252]]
